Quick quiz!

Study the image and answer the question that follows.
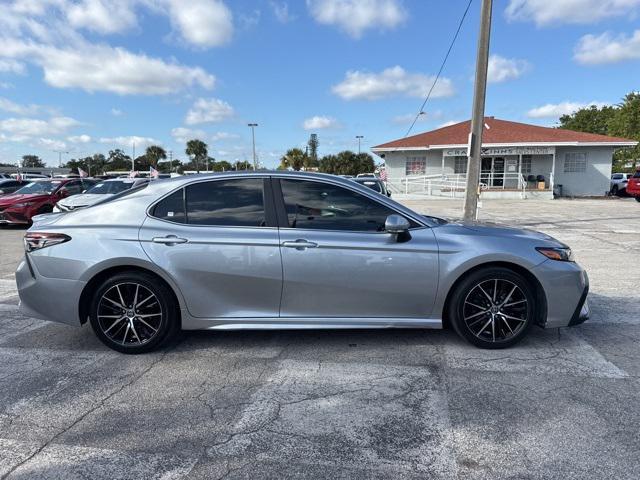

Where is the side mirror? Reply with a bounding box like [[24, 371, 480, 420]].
[[385, 214, 410, 234], [58, 187, 69, 198]]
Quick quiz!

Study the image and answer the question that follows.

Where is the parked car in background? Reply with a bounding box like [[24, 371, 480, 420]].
[[626, 169, 640, 202], [54, 178, 149, 212], [17, 172, 588, 354], [10, 173, 48, 180], [0, 179, 25, 196], [0, 173, 12, 179], [352, 177, 391, 197], [356, 173, 376, 178], [0, 178, 95, 225], [610, 173, 633, 196]]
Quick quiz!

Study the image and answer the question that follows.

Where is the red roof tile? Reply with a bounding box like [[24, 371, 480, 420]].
[[373, 117, 637, 149]]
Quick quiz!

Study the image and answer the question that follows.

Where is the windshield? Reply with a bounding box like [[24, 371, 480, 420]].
[[14, 180, 63, 195], [86, 181, 134, 195], [356, 180, 383, 193], [91, 182, 150, 207]]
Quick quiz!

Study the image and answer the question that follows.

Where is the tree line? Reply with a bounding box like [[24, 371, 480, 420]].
[[558, 91, 640, 172]]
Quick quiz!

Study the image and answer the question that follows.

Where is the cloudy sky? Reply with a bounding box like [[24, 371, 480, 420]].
[[0, 0, 639, 167]]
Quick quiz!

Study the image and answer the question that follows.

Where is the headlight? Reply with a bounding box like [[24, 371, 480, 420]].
[[14, 201, 35, 208], [536, 247, 574, 262]]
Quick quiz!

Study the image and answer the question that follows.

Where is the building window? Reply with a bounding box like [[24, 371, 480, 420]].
[[564, 152, 587, 173], [405, 156, 426, 176], [521, 155, 532, 174], [454, 156, 467, 174]]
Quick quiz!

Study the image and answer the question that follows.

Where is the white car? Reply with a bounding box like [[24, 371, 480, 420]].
[[54, 178, 149, 212], [610, 173, 632, 196]]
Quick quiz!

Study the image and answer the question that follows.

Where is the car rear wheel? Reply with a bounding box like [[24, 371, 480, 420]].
[[449, 267, 535, 349], [89, 272, 179, 354], [636, 197, 640, 203]]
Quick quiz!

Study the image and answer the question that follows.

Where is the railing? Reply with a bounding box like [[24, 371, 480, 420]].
[[387, 172, 534, 198]]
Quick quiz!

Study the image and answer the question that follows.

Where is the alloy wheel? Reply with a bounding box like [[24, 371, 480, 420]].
[[97, 282, 163, 346], [462, 278, 528, 343]]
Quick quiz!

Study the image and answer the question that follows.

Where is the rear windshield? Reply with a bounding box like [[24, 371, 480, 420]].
[[634, 171, 640, 178], [355, 180, 383, 193], [90, 182, 149, 207], [86, 181, 135, 195]]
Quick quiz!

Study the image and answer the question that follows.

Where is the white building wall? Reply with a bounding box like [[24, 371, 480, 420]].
[[554, 146, 614, 197]]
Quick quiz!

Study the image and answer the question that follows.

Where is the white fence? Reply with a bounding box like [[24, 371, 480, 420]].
[[386, 172, 546, 198]]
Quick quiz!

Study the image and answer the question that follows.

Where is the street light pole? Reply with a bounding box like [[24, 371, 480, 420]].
[[356, 135, 364, 154], [248, 123, 258, 170], [463, 0, 493, 222], [54, 150, 69, 168]]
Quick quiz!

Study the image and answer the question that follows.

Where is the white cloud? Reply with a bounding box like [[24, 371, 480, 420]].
[[185, 98, 235, 125], [0, 59, 26, 74], [67, 134, 92, 143], [165, 0, 234, 47], [1, 39, 215, 95], [38, 137, 67, 150], [303, 115, 338, 130], [270, 1, 295, 22], [171, 127, 206, 143], [66, 0, 138, 34], [111, 108, 123, 116], [0, 116, 80, 138], [487, 54, 530, 83], [307, 0, 407, 38], [527, 101, 610, 118], [574, 30, 640, 65], [0, 97, 40, 115], [99, 135, 158, 149], [505, 0, 640, 26], [438, 120, 460, 128], [332, 66, 454, 101], [211, 131, 239, 141]]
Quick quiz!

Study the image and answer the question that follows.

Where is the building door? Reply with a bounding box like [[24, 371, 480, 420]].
[[480, 157, 492, 187], [492, 157, 505, 187]]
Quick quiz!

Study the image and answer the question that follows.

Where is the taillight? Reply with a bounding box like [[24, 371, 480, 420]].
[[24, 232, 71, 252]]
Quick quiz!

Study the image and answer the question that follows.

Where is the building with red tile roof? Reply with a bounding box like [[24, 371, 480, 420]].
[[372, 118, 637, 198]]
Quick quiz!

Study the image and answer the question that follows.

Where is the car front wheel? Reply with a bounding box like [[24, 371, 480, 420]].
[[89, 272, 179, 354], [449, 267, 535, 349]]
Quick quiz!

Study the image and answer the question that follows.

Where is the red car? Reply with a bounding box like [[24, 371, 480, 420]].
[[627, 169, 640, 202], [0, 178, 94, 225]]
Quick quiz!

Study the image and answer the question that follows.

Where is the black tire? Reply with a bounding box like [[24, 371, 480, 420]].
[[449, 267, 535, 349], [89, 271, 179, 354], [636, 197, 640, 203], [611, 185, 619, 196]]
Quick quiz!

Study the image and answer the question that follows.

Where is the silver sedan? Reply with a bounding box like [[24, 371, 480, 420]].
[[16, 172, 589, 354]]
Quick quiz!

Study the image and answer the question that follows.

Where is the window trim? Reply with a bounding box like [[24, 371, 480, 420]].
[[147, 176, 278, 229], [271, 176, 427, 233]]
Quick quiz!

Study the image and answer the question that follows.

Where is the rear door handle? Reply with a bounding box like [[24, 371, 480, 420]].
[[281, 239, 318, 250], [152, 235, 188, 245]]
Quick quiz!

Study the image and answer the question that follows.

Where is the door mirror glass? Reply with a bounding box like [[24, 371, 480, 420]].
[[385, 214, 410, 234]]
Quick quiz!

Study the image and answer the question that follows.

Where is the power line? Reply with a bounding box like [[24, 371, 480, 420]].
[[404, 0, 474, 138]]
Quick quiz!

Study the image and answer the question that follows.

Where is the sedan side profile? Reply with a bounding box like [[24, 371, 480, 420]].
[[17, 172, 589, 354]]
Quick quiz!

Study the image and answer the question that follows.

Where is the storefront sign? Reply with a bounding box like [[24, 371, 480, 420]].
[[444, 146, 555, 157]]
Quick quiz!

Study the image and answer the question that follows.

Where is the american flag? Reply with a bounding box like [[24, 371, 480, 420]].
[[379, 168, 388, 181], [78, 167, 88, 178], [129, 170, 137, 178], [149, 166, 159, 178]]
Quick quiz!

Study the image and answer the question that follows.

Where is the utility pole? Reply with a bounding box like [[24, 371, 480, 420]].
[[463, 0, 492, 222], [132, 142, 136, 173], [248, 123, 258, 170], [54, 150, 69, 168], [356, 135, 364, 154], [168, 150, 174, 172]]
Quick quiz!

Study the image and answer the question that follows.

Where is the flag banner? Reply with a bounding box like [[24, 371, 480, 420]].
[[78, 167, 88, 178], [149, 166, 159, 178]]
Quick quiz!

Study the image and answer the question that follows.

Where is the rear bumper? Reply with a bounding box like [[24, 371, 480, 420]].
[[16, 255, 85, 326]]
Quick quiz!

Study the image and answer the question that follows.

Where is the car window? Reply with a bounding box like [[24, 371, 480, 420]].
[[87, 181, 134, 195], [152, 189, 186, 223], [280, 179, 407, 232], [356, 180, 383, 193], [185, 178, 266, 227], [634, 171, 640, 178], [15, 180, 63, 195], [64, 181, 83, 195], [612, 174, 622, 180]]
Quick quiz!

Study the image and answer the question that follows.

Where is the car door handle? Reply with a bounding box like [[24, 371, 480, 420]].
[[152, 235, 188, 245], [281, 239, 318, 250]]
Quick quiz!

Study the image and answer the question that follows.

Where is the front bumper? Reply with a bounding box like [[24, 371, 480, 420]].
[[532, 259, 589, 328], [16, 255, 86, 326], [0, 209, 30, 224]]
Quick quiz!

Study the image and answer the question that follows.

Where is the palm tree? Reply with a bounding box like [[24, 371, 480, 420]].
[[185, 139, 208, 173], [145, 145, 167, 168], [280, 148, 306, 171]]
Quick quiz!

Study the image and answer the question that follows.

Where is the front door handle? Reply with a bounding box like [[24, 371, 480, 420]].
[[152, 235, 188, 245], [281, 239, 318, 250]]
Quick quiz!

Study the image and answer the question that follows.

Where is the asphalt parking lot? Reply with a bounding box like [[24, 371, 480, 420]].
[[1, 197, 639, 479]]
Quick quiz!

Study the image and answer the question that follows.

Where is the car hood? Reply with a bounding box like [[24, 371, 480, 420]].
[[0, 193, 49, 207], [58, 193, 109, 207], [438, 220, 565, 246]]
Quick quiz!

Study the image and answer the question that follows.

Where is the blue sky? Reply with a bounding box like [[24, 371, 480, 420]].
[[0, 0, 639, 168]]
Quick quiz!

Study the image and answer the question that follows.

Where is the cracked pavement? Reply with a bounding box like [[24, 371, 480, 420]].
[[0, 197, 639, 479]]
